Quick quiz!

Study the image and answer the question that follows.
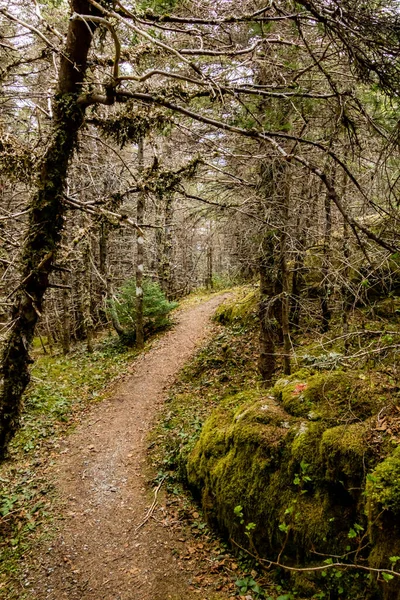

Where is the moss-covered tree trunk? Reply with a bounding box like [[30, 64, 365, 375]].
[[0, 0, 99, 457]]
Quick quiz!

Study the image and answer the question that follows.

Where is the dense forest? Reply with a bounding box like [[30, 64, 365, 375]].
[[1, 0, 400, 598]]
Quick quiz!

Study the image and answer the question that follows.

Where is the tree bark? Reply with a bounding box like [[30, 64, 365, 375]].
[[61, 272, 71, 355], [136, 137, 145, 350], [80, 234, 94, 353], [98, 220, 109, 325], [321, 190, 332, 333], [160, 193, 174, 300], [0, 0, 99, 457], [206, 224, 213, 290], [281, 173, 291, 376], [258, 233, 276, 383]]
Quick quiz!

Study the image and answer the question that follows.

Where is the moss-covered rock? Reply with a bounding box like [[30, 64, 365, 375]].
[[187, 378, 400, 598], [273, 370, 384, 421], [364, 447, 400, 599], [213, 288, 258, 326], [188, 389, 374, 557]]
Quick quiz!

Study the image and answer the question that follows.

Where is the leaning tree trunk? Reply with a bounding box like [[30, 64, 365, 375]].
[[0, 1, 99, 457]]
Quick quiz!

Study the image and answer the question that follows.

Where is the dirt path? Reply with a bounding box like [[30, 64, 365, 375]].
[[24, 295, 230, 600]]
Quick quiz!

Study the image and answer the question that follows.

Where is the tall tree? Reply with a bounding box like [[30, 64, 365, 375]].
[[0, 0, 101, 456]]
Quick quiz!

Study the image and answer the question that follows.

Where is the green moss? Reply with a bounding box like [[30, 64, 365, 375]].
[[187, 380, 394, 592], [188, 388, 365, 561], [290, 421, 325, 471], [366, 447, 400, 513], [273, 370, 383, 421], [366, 449, 400, 597], [214, 288, 258, 326], [321, 422, 371, 483]]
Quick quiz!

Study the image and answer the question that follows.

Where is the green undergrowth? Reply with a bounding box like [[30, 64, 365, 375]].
[[153, 290, 400, 600], [0, 334, 139, 597]]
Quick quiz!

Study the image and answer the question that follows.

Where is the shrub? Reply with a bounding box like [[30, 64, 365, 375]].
[[111, 279, 178, 341]]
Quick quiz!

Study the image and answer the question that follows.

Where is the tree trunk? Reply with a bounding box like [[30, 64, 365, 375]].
[[342, 218, 351, 353], [281, 174, 291, 376], [290, 178, 312, 328], [61, 272, 71, 355], [321, 190, 332, 333], [0, 0, 99, 457], [136, 137, 145, 350], [80, 235, 94, 353], [341, 152, 351, 353], [258, 233, 276, 383], [160, 193, 174, 300], [98, 221, 109, 325], [206, 233, 213, 290], [291, 215, 303, 329]]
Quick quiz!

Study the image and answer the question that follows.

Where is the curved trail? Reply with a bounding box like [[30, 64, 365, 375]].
[[27, 295, 228, 600]]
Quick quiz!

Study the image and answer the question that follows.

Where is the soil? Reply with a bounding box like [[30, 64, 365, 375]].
[[20, 295, 237, 600]]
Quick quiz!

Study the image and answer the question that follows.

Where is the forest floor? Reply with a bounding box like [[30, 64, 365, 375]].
[[3, 293, 249, 600]]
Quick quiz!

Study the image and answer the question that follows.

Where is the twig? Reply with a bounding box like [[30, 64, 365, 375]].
[[230, 538, 400, 579], [134, 476, 166, 532]]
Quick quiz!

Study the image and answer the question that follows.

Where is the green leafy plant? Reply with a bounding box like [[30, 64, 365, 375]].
[[347, 523, 364, 539], [235, 575, 265, 597], [234, 505, 256, 537]]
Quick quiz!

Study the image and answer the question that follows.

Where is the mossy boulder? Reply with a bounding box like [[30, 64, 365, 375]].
[[365, 447, 400, 599], [187, 389, 375, 559], [213, 289, 258, 326], [187, 381, 400, 598], [273, 369, 384, 421]]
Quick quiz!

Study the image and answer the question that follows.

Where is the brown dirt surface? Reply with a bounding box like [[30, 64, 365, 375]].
[[19, 295, 238, 600]]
